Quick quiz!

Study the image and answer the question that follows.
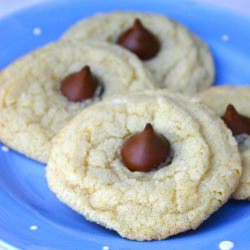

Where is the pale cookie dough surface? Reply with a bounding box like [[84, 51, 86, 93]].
[[0, 40, 154, 163], [46, 91, 241, 241], [62, 11, 215, 94], [198, 86, 250, 200]]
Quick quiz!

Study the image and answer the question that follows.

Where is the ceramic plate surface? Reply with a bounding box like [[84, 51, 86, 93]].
[[0, 0, 250, 249]]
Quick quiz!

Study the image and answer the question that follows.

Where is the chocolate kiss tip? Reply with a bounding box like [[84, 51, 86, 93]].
[[134, 18, 143, 28], [145, 123, 153, 131], [121, 123, 171, 172], [226, 104, 236, 115], [224, 104, 240, 121], [81, 65, 90, 73]]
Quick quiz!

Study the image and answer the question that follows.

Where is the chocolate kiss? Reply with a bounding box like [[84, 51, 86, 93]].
[[117, 19, 160, 60], [60, 66, 102, 102], [121, 123, 171, 172], [222, 104, 250, 136]]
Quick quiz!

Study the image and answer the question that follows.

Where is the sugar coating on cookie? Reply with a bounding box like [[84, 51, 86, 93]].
[[62, 11, 215, 94], [198, 86, 250, 200], [47, 91, 241, 241], [0, 40, 154, 163]]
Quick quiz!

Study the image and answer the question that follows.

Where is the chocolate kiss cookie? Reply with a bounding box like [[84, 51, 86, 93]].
[[62, 11, 214, 94], [0, 40, 154, 163], [47, 90, 240, 241], [198, 86, 250, 200]]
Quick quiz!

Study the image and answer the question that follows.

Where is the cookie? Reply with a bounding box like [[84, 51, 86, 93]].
[[198, 86, 250, 200], [62, 11, 215, 94], [0, 40, 154, 163], [46, 90, 241, 241]]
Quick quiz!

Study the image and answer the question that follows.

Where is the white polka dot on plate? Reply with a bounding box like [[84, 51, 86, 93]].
[[33, 27, 42, 36], [30, 225, 38, 231], [102, 246, 110, 250], [219, 240, 234, 250], [221, 34, 229, 42], [1, 145, 9, 152]]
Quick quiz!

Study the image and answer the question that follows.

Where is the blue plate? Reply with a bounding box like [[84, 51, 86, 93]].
[[0, 1, 250, 249]]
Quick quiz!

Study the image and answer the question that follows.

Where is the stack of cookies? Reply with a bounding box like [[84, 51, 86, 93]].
[[0, 11, 248, 241]]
